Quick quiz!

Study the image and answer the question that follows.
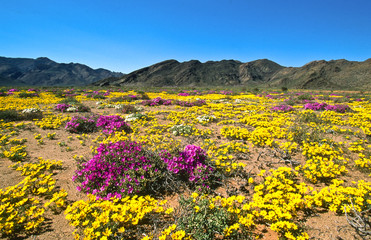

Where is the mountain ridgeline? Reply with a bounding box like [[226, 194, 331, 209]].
[[93, 58, 371, 90], [0, 57, 123, 86], [1, 56, 370, 89]]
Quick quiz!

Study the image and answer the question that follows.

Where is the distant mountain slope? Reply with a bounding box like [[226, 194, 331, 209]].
[[267, 59, 371, 89], [93, 58, 371, 90], [0, 57, 123, 86], [93, 59, 243, 87]]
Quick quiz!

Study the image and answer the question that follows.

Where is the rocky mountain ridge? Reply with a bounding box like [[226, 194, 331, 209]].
[[0, 56, 123, 86], [1, 56, 369, 89], [93, 58, 371, 90]]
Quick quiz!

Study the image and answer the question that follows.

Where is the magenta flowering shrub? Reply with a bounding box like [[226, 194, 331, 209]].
[[73, 142, 220, 199], [178, 92, 190, 96], [304, 102, 327, 111], [65, 115, 98, 133], [64, 89, 75, 94], [54, 103, 90, 112], [162, 145, 215, 189], [304, 102, 351, 113], [265, 94, 276, 99], [27, 88, 38, 92], [173, 99, 206, 107], [271, 104, 294, 112], [54, 103, 71, 112], [73, 141, 158, 199], [96, 115, 132, 134], [324, 104, 351, 113], [141, 97, 172, 106], [123, 94, 138, 102], [65, 114, 131, 134], [84, 91, 106, 99], [220, 90, 233, 95]]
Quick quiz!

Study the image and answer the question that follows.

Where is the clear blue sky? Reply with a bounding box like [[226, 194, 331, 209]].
[[1, 0, 370, 73]]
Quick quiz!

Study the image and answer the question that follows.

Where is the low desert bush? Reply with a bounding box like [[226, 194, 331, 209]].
[[21, 108, 43, 121], [18, 92, 39, 98], [0, 110, 23, 122], [65, 114, 99, 133]]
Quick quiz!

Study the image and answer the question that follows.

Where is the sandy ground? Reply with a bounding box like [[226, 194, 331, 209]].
[[0, 100, 370, 240]]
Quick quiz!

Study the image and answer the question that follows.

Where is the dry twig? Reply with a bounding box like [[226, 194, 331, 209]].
[[344, 198, 371, 239]]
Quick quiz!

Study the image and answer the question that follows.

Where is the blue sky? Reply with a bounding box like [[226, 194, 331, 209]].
[[1, 0, 370, 73]]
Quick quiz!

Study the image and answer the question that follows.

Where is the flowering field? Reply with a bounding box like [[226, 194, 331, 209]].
[[0, 88, 370, 240]]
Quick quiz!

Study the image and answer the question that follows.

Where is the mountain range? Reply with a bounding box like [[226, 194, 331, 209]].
[[93, 58, 371, 90], [1, 56, 370, 90], [0, 56, 123, 86]]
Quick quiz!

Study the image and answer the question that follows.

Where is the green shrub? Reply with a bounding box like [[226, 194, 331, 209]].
[[176, 194, 251, 240], [58, 97, 80, 105], [120, 104, 139, 114], [333, 97, 348, 103], [125, 113, 150, 122], [18, 92, 39, 98], [54, 91, 66, 98], [0, 110, 23, 122], [289, 124, 323, 145], [170, 124, 193, 136], [297, 94, 314, 101], [93, 94, 106, 99], [21, 108, 43, 121], [109, 97, 125, 103], [285, 98, 297, 106], [74, 104, 91, 112], [137, 92, 150, 100], [251, 88, 260, 94], [298, 111, 323, 124]]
